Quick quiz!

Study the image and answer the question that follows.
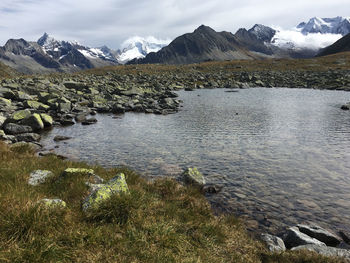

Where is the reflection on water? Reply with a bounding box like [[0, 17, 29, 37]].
[[41, 88, 350, 234]]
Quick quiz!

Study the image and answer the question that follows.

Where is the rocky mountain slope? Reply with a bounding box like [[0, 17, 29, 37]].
[[317, 33, 350, 57], [297, 16, 350, 35]]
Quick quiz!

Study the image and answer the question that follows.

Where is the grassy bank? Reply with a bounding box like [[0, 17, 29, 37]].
[[0, 142, 345, 263]]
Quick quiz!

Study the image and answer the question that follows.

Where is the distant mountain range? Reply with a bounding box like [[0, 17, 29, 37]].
[[0, 16, 349, 73]]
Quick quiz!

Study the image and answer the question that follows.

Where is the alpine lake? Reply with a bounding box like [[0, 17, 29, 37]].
[[41, 87, 350, 235]]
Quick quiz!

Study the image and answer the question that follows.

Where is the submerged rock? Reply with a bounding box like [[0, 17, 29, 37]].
[[28, 170, 54, 186], [182, 167, 206, 187], [82, 173, 129, 212], [261, 233, 286, 252], [54, 135, 72, 142]]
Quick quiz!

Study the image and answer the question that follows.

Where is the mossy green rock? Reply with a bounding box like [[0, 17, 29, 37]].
[[63, 168, 94, 176], [0, 98, 11, 107], [11, 109, 32, 122], [22, 113, 44, 131], [183, 167, 206, 186], [39, 199, 67, 208], [82, 173, 129, 212], [40, 114, 53, 127], [24, 100, 50, 110]]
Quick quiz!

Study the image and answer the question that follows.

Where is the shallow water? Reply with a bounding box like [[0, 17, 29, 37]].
[[41, 88, 350, 234]]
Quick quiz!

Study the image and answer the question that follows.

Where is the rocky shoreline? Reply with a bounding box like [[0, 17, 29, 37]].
[[1, 68, 350, 146]]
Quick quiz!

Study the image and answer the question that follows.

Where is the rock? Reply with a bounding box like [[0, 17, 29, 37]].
[[182, 167, 206, 187], [202, 184, 222, 194], [292, 244, 350, 260], [24, 100, 50, 111], [74, 113, 87, 122], [297, 224, 341, 247], [82, 173, 129, 211], [283, 227, 327, 249], [10, 142, 42, 152], [15, 91, 33, 101], [40, 114, 53, 127], [10, 109, 32, 122], [341, 103, 350, 110], [28, 170, 54, 186], [60, 117, 75, 126], [82, 117, 97, 125], [0, 115, 6, 128], [4, 123, 33, 135], [63, 168, 94, 176], [21, 113, 44, 131], [120, 87, 144, 96], [339, 231, 350, 245], [0, 97, 11, 107], [0, 130, 16, 143], [16, 133, 41, 142], [85, 182, 105, 192], [38, 198, 67, 208], [261, 234, 286, 252], [54, 135, 72, 142], [58, 98, 72, 113], [63, 81, 88, 90]]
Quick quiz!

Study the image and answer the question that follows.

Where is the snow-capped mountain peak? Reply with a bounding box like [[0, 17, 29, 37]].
[[297, 16, 350, 35], [117, 36, 171, 63], [37, 33, 62, 52]]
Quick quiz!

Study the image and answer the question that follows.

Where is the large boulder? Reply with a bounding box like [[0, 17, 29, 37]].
[[15, 133, 41, 142], [21, 113, 44, 131], [28, 170, 54, 186], [82, 173, 129, 212], [40, 114, 53, 127], [182, 167, 206, 187], [10, 109, 32, 122], [261, 234, 286, 252], [24, 100, 50, 111], [4, 123, 33, 135], [10, 141, 42, 152], [283, 227, 326, 249], [297, 224, 341, 247], [292, 244, 350, 260]]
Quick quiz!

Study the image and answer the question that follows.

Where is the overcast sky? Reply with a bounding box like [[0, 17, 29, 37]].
[[0, 0, 348, 49]]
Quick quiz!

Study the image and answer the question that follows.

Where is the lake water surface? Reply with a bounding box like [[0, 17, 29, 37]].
[[41, 88, 350, 234]]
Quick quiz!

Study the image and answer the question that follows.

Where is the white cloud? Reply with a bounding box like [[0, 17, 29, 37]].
[[0, 0, 348, 49], [272, 28, 343, 50]]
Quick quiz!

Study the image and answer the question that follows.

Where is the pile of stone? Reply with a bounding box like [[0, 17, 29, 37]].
[[261, 224, 350, 261]]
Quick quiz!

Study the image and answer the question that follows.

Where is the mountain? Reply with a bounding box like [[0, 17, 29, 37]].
[[316, 33, 350, 57], [128, 25, 272, 64], [248, 24, 276, 42], [297, 16, 350, 35], [116, 36, 170, 64]]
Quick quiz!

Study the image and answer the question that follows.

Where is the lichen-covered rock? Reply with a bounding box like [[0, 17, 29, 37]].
[[28, 170, 54, 186], [24, 100, 50, 111], [63, 168, 94, 176], [4, 123, 33, 135], [297, 224, 341, 247], [38, 198, 66, 208], [261, 233, 286, 252], [40, 113, 53, 127], [11, 109, 32, 122], [82, 173, 129, 212], [283, 227, 327, 249], [21, 113, 44, 131], [0, 115, 6, 128], [0, 97, 11, 107], [182, 167, 206, 186], [292, 244, 350, 260], [15, 132, 41, 142], [9, 141, 42, 152]]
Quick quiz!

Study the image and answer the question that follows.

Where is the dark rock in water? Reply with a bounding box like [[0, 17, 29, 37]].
[[261, 233, 286, 252], [339, 231, 350, 245], [184, 87, 194, 91], [4, 123, 33, 135], [202, 184, 222, 194], [341, 103, 350, 110], [74, 114, 87, 122], [82, 117, 97, 125], [291, 244, 350, 260], [90, 110, 97, 116], [16, 133, 41, 142], [60, 119, 75, 126], [54, 135, 72, 142], [225, 90, 239, 93], [297, 224, 341, 247], [283, 227, 326, 249]]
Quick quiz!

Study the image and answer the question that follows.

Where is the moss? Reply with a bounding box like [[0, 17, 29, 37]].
[[11, 109, 32, 121]]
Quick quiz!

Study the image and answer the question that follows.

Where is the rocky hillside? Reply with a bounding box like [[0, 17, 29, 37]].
[[317, 33, 350, 57]]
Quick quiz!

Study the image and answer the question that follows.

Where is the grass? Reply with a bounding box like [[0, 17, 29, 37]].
[[0, 142, 347, 262]]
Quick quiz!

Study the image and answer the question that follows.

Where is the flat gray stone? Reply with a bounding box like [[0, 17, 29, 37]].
[[261, 233, 286, 252], [292, 244, 350, 260], [297, 224, 341, 247], [28, 170, 54, 186], [283, 227, 326, 249]]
